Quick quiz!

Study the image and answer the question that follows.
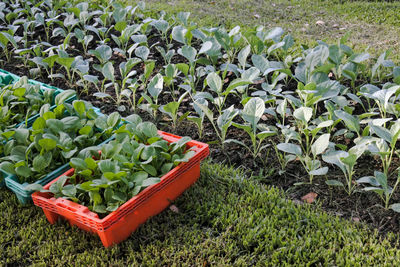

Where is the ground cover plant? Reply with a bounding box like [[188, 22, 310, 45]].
[[3, 0, 400, 252], [3, 163, 400, 265]]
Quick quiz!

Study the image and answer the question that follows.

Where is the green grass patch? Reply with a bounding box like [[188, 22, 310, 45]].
[[1, 161, 400, 265], [139, 0, 400, 60]]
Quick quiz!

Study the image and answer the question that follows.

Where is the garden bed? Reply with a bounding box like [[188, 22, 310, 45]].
[[2, 0, 400, 237]]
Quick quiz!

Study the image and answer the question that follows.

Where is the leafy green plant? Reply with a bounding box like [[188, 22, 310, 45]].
[[159, 91, 189, 130], [0, 100, 117, 184], [277, 107, 333, 183], [35, 120, 195, 214], [322, 145, 365, 195], [357, 170, 400, 210], [0, 77, 75, 130], [226, 97, 276, 162]]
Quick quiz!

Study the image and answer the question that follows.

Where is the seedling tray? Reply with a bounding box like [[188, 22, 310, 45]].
[[4, 134, 114, 204], [32, 131, 209, 247], [19, 86, 76, 128], [0, 68, 77, 128]]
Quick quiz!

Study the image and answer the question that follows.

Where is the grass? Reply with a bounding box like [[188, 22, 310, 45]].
[[139, 0, 400, 60], [1, 161, 400, 265]]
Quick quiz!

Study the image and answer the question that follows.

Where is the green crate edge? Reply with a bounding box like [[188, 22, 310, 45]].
[[0, 170, 6, 188], [4, 136, 114, 205], [4, 164, 71, 205], [0, 69, 19, 85]]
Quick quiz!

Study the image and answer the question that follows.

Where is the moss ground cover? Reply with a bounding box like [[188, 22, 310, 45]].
[[2, 162, 400, 265]]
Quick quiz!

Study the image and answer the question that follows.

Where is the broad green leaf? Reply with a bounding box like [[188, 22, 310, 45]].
[[135, 46, 150, 61], [55, 90, 75, 105], [277, 143, 302, 156], [293, 107, 313, 123], [102, 62, 115, 82], [38, 138, 57, 151], [206, 72, 222, 93], [311, 134, 330, 156], [98, 160, 118, 173], [370, 125, 392, 144], [70, 158, 87, 170], [241, 97, 265, 129], [390, 203, 400, 213], [142, 177, 161, 187], [107, 112, 121, 128], [334, 110, 360, 134], [180, 45, 197, 63]]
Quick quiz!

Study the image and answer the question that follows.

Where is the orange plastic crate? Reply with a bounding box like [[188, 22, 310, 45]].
[[32, 131, 209, 247]]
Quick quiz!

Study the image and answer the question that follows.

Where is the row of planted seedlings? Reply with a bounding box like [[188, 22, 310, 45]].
[[3, 0, 400, 217], [0, 72, 208, 246]]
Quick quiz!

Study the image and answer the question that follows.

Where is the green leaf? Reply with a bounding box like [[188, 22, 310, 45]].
[[277, 143, 302, 156], [325, 180, 344, 187], [206, 72, 222, 93], [311, 134, 330, 156], [390, 203, 400, 213], [107, 112, 121, 128], [55, 90, 75, 105], [83, 158, 96, 171], [141, 164, 157, 176], [33, 153, 51, 172], [340, 154, 357, 169], [0, 162, 16, 174], [370, 125, 392, 144], [73, 101, 86, 116], [241, 97, 265, 129], [79, 125, 92, 135], [138, 122, 158, 139], [334, 110, 360, 134], [38, 138, 57, 151], [98, 160, 118, 173], [112, 191, 127, 202], [15, 165, 32, 178], [32, 117, 46, 131], [102, 62, 115, 82], [141, 177, 161, 187], [62, 184, 77, 196], [171, 25, 187, 44], [135, 46, 150, 61], [309, 167, 328, 176], [70, 158, 87, 170], [56, 57, 75, 69], [322, 151, 348, 173], [180, 45, 197, 63], [293, 107, 313, 123]]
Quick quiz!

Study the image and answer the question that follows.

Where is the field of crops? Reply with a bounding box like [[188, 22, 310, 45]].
[[2, 0, 400, 254]]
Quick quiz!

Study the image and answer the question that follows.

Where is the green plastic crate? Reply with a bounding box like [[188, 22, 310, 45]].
[[0, 69, 19, 86], [0, 170, 6, 188], [4, 134, 114, 205], [0, 69, 77, 128]]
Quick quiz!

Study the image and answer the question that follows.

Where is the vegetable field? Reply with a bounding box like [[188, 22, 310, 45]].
[[2, 0, 400, 260]]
